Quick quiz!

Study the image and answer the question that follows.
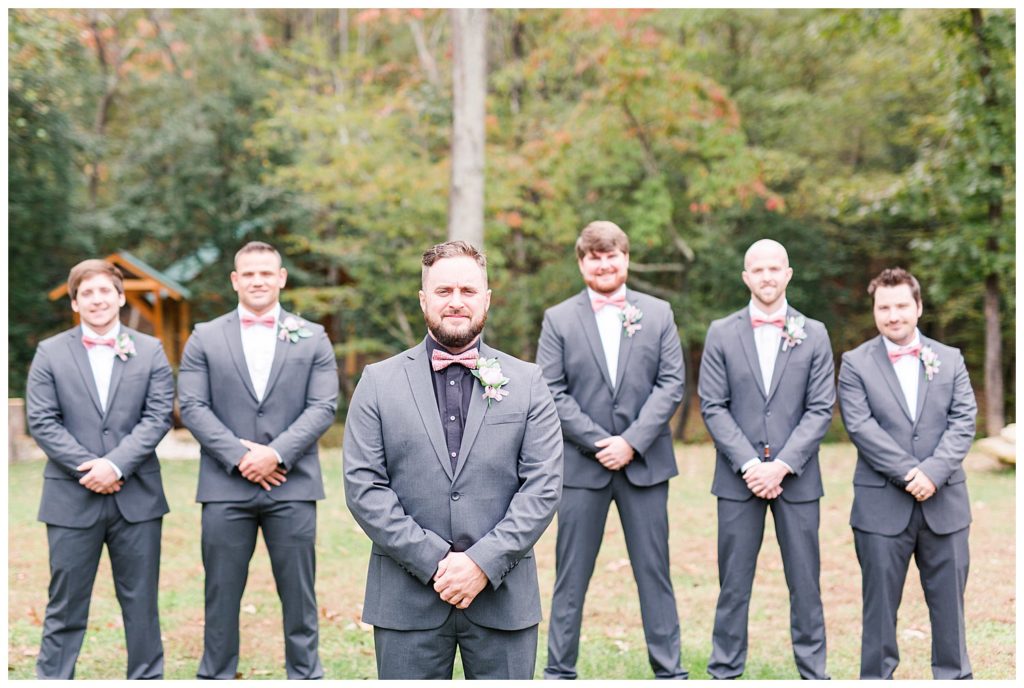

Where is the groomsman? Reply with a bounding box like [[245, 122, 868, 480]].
[[179, 241, 338, 679], [538, 221, 687, 680], [699, 239, 834, 679], [838, 267, 975, 679], [344, 240, 563, 679], [27, 259, 174, 679]]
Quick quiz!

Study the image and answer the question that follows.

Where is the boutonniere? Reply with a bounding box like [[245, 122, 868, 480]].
[[471, 357, 510, 406], [919, 346, 941, 381], [277, 315, 313, 343], [113, 333, 136, 361], [619, 304, 643, 338], [781, 315, 807, 352]]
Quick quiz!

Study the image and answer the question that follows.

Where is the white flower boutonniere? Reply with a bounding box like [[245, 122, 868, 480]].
[[781, 315, 807, 352], [113, 333, 136, 361], [278, 316, 313, 343], [472, 357, 510, 406], [919, 346, 941, 381], [619, 304, 643, 338]]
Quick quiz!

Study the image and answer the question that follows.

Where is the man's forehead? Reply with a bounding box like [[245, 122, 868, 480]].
[[235, 253, 281, 270], [425, 257, 486, 285], [78, 274, 117, 289]]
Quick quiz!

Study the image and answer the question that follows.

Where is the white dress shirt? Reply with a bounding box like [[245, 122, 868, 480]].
[[588, 285, 626, 388], [742, 300, 792, 475], [884, 329, 922, 423], [81, 322, 123, 479], [238, 303, 280, 402], [749, 299, 787, 394]]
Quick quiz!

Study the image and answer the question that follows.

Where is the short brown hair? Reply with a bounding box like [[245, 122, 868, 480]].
[[68, 259, 124, 300], [421, 240, 487, 284], [234, 240, 281, 268], [575, 220, 630, 260], [868, 267, 922, 306]]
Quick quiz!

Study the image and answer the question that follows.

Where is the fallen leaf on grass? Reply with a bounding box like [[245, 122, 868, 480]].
[[27, 606, 42, 626], [252, 670, 271, 676], [320, 606, 341, 621], [242, 604, 257, 615], [613, 640, 630, 653], [902, 627, 927, 640], [22, 648, 38, 657]]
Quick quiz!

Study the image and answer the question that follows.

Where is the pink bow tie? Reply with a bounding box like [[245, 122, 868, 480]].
[[888, 343, 922, 363], [431, 349, 480, 372], [591, 293, 626, 312], [241, 313, 277, 329], [751, 315, 785, 329], [82, 335, 116, 349]]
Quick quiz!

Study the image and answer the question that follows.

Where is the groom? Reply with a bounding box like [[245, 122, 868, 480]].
[[27, 259, 174, 679], [344, 240, 563, 680], [179, 241, 338, 679]]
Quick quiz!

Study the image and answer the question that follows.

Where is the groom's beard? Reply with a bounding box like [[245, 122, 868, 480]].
[[426, 309, 488, 350]]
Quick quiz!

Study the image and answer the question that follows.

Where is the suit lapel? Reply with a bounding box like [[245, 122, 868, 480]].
[[575, 291, 614, 393], [221, 312, 259, 403], [736, 311, 768, 398], [612, 289, 636, 398], [260, 310, 292, 401], [870, 336, 914, 423], [66, 330, 104, 416], [453, 342, 491, 483], [405, 342, 455, 481], [912, 337, 934, 427], [765, 307, 797, 404]]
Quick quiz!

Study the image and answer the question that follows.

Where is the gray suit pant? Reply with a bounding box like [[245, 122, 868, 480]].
[[709, 496, 827, 679], [854, 503, 971, 679], [36, 497, 163, 680], [545, 474, 686, 679], [374, 610, 538, 679], [198, 494, 321, 680]]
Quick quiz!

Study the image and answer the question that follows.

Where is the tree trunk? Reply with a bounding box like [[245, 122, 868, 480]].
[[447, 9, 487, 248], [970, 8, 1005, 435]]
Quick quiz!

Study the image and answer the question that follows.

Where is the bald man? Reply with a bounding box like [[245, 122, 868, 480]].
[[698, 239, 835, 679]]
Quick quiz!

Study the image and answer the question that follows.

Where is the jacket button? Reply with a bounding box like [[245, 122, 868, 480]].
[[913, 434, 920, 441], [103, 429, 110, 435], [766, 410, 772, 417], [451, 492, 461, 501], [613, 403, 619, 409], [258, 412, 264, 417]]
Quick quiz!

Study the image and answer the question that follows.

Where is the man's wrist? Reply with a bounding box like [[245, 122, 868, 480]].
[[775, 459, 793, 474], [101, 458, 123, 480], [741, 457, 761, 474]]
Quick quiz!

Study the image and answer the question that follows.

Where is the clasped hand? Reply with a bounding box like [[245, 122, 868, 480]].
[[904, 467, 936, 502], [238, 438, 287, 491], [433, 552, 488, 609], [77, 459, 122, 494], [594, 435, 634, 471], [744, 460, 790, 500]]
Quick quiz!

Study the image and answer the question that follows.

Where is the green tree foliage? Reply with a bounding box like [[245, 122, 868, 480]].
[[8, 8, 1014, 426]]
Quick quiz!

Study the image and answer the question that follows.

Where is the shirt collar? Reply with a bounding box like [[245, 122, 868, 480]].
[[237, 303, 281, 323], [81, 321, 121, 340], [749, 298, 788, 321], [586, 284, 627, 303], [882, 329, 922, 351]]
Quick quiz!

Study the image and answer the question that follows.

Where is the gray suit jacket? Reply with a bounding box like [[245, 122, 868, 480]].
[[536, 289, 684, 489], [343, 339, 563, 632], [699, 306, 835, 502], [178, 309, 338, 503], [27, 326, 174, 527], [838, 335, 975, 536]]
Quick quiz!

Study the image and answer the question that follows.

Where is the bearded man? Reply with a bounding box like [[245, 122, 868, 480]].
[[343, 240, 563, 679]]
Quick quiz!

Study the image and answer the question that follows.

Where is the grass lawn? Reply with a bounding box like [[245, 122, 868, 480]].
[[7, 441, 1015, 679]]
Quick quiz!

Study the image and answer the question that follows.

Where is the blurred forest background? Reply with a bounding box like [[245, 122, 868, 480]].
[[8, 8, 1015, 435]]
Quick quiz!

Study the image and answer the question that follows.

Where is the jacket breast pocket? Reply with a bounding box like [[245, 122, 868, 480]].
[[485, 412, 526, 426]]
